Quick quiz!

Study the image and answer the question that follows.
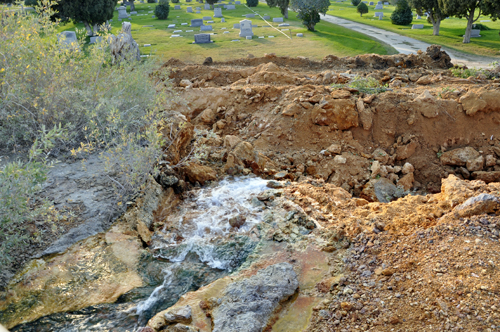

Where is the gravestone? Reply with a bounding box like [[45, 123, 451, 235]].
[[226, 4, 235, 9], [187, 7, 193, 12], [233, 23, 240, 28], [207, 20, 214, 23], [168, 24, 176, 28], [384, 1, 389, 4], [130, 11, 137, 14], [186, 30, 194, 32], [374, 12, 383, 17], [296, 33, 303, 37], [171, 34, 181, 37], [374, 4, 383, 9], [221, 18, 226, 22], [203, 16, 212, 20], [224, 31, 230, 33], [194, 33, 212, 43], [378, 15, 382, 19], [411, 24, 424, 29], [246, 36, 252, 39], [235, 0, 240, 3], [201, 25, 213, 31], [263, 15, 270, 20], [118, 6, 129, 19], [273, 17, 283, 22], [369, 1, 373, 4], [245, 13, 255, 18], [204, 4, 210, 9], [58, 31, 78, 46], [174, 5, 181, 9], [214, 7, 223, 17], [470, 29, 481, 37], [181, 22, 188, 25], [196, 10, 201, 13], [196, 6, 201, 10], [239, 19, 253, 37], [278, 23, 289, 26], [191, 18, 204, 27], [416, 15, 421, 19], [174, 30, 182, 32]]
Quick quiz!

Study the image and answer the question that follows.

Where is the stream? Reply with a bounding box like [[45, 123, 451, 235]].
[[11, 176, 270, 332]]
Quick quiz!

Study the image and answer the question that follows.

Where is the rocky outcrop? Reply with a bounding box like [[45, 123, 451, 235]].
[[310, 97, 358, 130], [110, 22, 141, 64]]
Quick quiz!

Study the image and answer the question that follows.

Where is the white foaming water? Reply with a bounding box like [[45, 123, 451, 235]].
[[155, 176, 269, 270]]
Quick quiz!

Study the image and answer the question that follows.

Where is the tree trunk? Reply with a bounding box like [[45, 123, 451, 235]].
[[432, 17, 441, 36], [84, 21, 94, 36], [463, 13, 474, 43], [130, 0, 135, 11], [284, 6, 288, 19]]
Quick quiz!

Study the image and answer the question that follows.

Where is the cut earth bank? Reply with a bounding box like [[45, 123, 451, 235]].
[[2, 47, 500, 332]]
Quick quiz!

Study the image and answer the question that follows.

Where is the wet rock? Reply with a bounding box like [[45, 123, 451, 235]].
[[164, 305, 192, 324], [182, 163, 216, 185], [440, 147, 480, 166], [310, 98, 358, 130], [466, 155, 484, 172], [212, 263, 299, 332], [228, 215, 246, 228]]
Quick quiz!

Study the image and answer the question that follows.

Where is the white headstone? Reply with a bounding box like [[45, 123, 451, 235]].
[[58, 31, 78, 46], [374, 4, 383, 9], [411, 24, 424, 29], [214, 7, 223, 17], [118, 6, 129, 19], [296, 33, 303, 37], [174, 5, 181, 9], [272, 17, 283, 23], [239, 19, 253, 37], [187, 6, 193, 12], [168, 24, 176, 28], [201, 25, 213, 31], [374, 11, 383, 17], [204, 3, 210, 9]]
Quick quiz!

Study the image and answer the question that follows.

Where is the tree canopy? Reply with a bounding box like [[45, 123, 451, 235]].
[[56, 0, 118, 36], [390, 0, 413, 25], [357, 1, 368, 16], [265, 0, 290, 19], [290, 0, 330, 31], [408, 0, 447, 35]]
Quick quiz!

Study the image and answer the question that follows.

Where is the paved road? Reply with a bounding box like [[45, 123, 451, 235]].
[[321, 14, 498, 68]]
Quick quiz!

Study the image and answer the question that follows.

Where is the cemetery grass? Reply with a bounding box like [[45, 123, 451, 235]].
[[328, 1, 500, 58], [56, 2, 396, 62]]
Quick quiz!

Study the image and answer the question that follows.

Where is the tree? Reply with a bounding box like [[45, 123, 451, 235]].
[[409, 0, 447, 35], [351, 0, 361, 6], [56, 0, 118, 36], [265, 0, 289, 19], [206, 0, 217, 9], [357, 1, 368, 15], [290, 0, 330, 31], [390, 0, 413, 25], [155, 0, 169, 19], [246, 0, 258, 7], [439, 0, 500, 43]]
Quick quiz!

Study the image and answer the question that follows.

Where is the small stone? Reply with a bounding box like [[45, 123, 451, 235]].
[[164, 305, 192, 324], [228, 214, 246, 228], [267, 180, 285, 188], [485, 155, 496, 167], [467, 155, 484, 172], [179, 79, 192, 87], [402, 162, 414, 174], [333, 155, 346, 164], [327, 143, 342, 154]]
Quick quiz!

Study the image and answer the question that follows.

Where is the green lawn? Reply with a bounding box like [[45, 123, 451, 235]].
[[327, 0, 500, 58], [56, 1, 396, 62]]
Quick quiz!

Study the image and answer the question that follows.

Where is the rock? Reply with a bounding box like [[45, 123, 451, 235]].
[[402, 162, 414, 174], [454, 193, 500, 217], [274, 171, 288, 180], [164, 305, 192, 324], [109, 22, 141, 64], [396, 141, 418, 160], [158, 173, 179, 188], [333, 155, 347, 164], [459, 88, 500, 116], [224, 135, 242, 150], [165, 324, 197, 332], [310, 98, 358, 130], [412, 90, 439, 118], [199, 108, 216, 124], [137, 327, 155, 332], [397, 173, 414, 191], [179, 79, 193, 88], [372, 148, 389, 164], [361, 178, 398, 203], [282, 103, 303, 117], [426, 44, 452, 68], [228, 215, 246, 228], [183, 163, 217, 185], [472, 171, 500, 183], [485, 155, 496, 167], [212, 263, 299, 332], [267, 180, 285, 189], [409, 72, 422, 82], [137, 220, 152, 243], [416, 75, 432, 85], [330, 89, 351, 99], [440, 147, 480, 166], [466, 155, 484, 172], [327, 143, 342, 155], [371, 160, 382, 178], [203, 57, 213, 65]]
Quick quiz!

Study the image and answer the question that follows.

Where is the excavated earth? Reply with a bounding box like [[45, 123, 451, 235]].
[[2, 46, 500, 332]]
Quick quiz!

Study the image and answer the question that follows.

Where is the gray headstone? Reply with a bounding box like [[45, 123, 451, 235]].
[[226, 4, 235, 9], [470, 29, 481, 37], [233, 23, 240, 29], [224, 31, 230, 33], [204, 4, 210, 9], [378, 15, 382, 19], [221, 18, 226, 22], [272, 17, 283, 23], [201, 25, 213, 31], [374, 4, 383, 9], [187, 7, 193, 12], [203, 16, 212, 20], [416, 15, 421, 19], [196, 10, 201, 13], [296, 33, 303, 37], [168, 24, 176, 28], [239, 19, 253, 37], [130, 10, 137, 14], [411, 24, 424, 29], [174, 5, 181, 9], [207, 20, 214, 23], [191, 18, 204, 27], [245, 13, 255, 18], [374, 11, 383, 17], [118, 6, 129, 19], [194, 33, 212, 43], [246, 35, 252, 39], [278, 23, 289, 26], [214, 7, 223, 17], [181, 22, 188, 25], [196, 6, 201, 10], [263, 15, 270, 20], [58, 31, 78, 45], [369, 1, 373, 4]]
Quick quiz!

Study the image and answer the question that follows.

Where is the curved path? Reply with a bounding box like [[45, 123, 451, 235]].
[[321, 14, 498, 68]]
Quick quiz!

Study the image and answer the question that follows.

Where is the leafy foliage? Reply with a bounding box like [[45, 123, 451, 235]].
[[24, 0, 38, 6], [390, 0, 413, 25], [155, 0, 170, 19], [408, 0, 446, 35], [246, 0, 258, 7], [55, 0, 118, 35], [332, 75, 389, 94], [171, 0, 179, 3], [357, 2, 368, 16], [265, 0, 290, 18], [351, 0, 361, 6], [290, 0, 330, 31]]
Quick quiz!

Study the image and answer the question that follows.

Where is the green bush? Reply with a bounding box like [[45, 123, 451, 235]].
[[246, 0, 258, 7], [147, 0, 155, 3], [357, 2, 368, 16], [390, 0, 413, 25], [351, 0, 360, 6], [171, 0, 179, 3], [24, 0, 38, 6], [155, 0, 170, 19], [332, 75, 388, 94]]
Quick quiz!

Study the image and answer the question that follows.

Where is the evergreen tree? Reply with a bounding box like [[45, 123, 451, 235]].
[[206, 0, 217, 8], [438, 0, 500, 43], [265, 0, 289, 19], [290, 0, 330, 31], [409, 0, 447, 35], [351, 0, 361, 6], [357, 1, 368, 16], [390, 0, 413, 25], [155, 0, 169, 19], [246, 0, 258, 7], [56, 0, 118, 36]]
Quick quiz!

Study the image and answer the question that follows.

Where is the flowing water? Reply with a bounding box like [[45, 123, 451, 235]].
[[11, 176, 270, 331]]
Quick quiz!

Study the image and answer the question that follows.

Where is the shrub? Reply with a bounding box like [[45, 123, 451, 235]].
[[246, 0, 258, 7], [390, 0, 413, 25], [332, 75, 388, 94], [24, 0, 38, 6], [357, 2, 368, 16], [351, 0, 360, 6], [171, 0, 179, 2], [155, 0, 170, 19]]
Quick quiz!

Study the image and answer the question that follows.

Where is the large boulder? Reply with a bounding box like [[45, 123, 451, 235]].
[[440, 147, 480, 167], [182, 163, 217, 185]]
